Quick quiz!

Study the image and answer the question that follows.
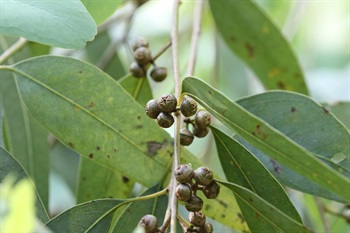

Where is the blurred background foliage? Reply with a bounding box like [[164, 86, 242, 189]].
[[0, 0, 349, 232]]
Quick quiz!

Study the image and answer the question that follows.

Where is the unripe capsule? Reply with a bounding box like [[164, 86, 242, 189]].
[[189, 211, 206, 227], [185, 195, 203, 212], [134, 47, 152, 65], [174, 164, 194, 183], [129, 62, 146, 78], [132, 37, 149, 51], [145, 99, 160, 119], [175, 183, 192, 202], [202, 181, 220, 199], [150, 67, 167, 82], [158, 94, 177, 113], [180, 96, 197, 117], [180, 128, 194, 146], [138, 214, 158, 233], [157, 112, 174, 128], [194, 166, 213, 186], [195, 110, 211, 129]]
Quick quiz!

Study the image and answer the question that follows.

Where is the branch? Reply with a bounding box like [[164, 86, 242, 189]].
[[0, 37, 27, 65], [186, 0, 204, 76], [169, 0, 182, 232]]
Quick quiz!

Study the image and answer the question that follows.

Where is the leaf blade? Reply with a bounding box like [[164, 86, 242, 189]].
[[182, 77, 350, 202]]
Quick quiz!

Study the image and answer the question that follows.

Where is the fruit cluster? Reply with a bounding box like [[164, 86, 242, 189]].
[[145, 95, 212, 146], [130, 37, 167, 82], [175, 164, 220, 233]]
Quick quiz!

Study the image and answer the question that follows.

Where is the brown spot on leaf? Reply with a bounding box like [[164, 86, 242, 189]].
[[245, 42, 254, 57], [68, 142, 75, 149], [96, 146, 100, 150], [78, 70, 82, 74], [88, 102, 95, 108], [137, 115, 141, 120], [294, 72, 302, 79], [229, 35, 237, 42], [256, 125, 262, 135], [89, 153, 93, 159], [270, 159, 281, 173], [255, 212, 260, 219], [291, 107, 297, 113], [147, 141, 164, 156], [122, 176, 130, 183], [248, 197, 253, 202], [82, 177, 86, 181], [107, 154, 110, 158], [277, 81, 286, 89], [322, 106, 329, 114], [221, 214, 226, 218], [238, 213, 245, 223], [215, 199, 228, 208]]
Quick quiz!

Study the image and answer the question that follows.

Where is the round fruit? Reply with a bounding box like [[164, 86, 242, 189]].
[[134, 47, 152, 65], [175, 183, 192, 202], [129, 62, 146, 78], [132, 37, 149, 51], [158, 94, 177, 113], [194, 167, 213, 186], [180, 96, 197, 117], [203, 222, 214, 233], [189, 211, 206, 227], [180, 128, 194, 146], [202, 181, 220, 199], [145, 99, 161, 119], [185, 195, 203, 212], [138, 214, 158, 233], [192, 126, 209, 138], [150, 67, 167, 82], [174, 164, 194, 183], [157, 112, 174, 128], [194, 110, 211, 129]]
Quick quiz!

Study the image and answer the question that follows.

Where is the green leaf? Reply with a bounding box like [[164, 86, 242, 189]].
[[77, 157, 134, 203], [119, 75, 153, 107], [46, 199, 124, 232], [218, 181, 312, 233], [323, 102, 350, 129], [82, 0, 123, 25], [112, 184, 167, 232], [0, 146, 49, 223], [85, 31, 126, 80], [0, 0, 96, 48], [212, 127, 301, 232], [182, 77, 350, 202], [209, 0, 308, 94], [3, 56, 248, 230], [235, 92, 350, 202]]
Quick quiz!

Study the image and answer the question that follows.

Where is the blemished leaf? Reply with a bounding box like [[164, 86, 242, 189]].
[[46, 199, 124, 232], [182, 77, 350, 202], [119, 75, 153, 107], [235, 91, 350, 202], [77, 157, 135, 203], [218, 181, 312, 233], [0, 146, 49, 223], [323, 102, 350, 129], [212, 127, 302, 232], [112, 184, 167, 232], [82, 0, 123, 25], [209, 0, 308, 94], [0, 0, 96, 48], [4, 56, 247, 230]]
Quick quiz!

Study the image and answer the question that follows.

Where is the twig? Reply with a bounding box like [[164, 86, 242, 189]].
[[314, 197, 331, 233], [169, 0, 182, 232], [0, 37, 27, 65], [186, 0, 204, 76]]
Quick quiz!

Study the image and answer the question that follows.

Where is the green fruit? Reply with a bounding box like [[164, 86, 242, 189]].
[[189, 211, 206, 227], [194, 110, 211, 129], [156, 112, 174, 128], [202, 181, 220, 199], [129, 62, 146, 78], [194, 166, 213, 186], [138, 214, 158, 233], [180, 96, 197, 117], [132, 37, 149, 51], [150, 67, 167, 82], [134, 47, 152, 65], [192, 126, 209, 138], [158, 94, 177, 113], [180, 128, 194, 146], [145, 99, 160, 119], [175, 183, 192, 202], [174, 164, 194, 183], [185, 195, 203, 212]]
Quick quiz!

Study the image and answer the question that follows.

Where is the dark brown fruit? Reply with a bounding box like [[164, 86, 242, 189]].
[[194, 167, 213, 186], [134, 47, 152, 65], [158, 94, 177, 113], [138, 214, 158, 233], [132, 37, 149, 51], [202, 181, 220, 199], [145, 99, 160, 119], [180, 128, 194, 146], [185, 195, 203, 212], [194, 110, 211, 129], [180, 96, 197, 117], [203, 222, 214, 233], [175, 183, 192, 202], [129, 62, 146, 78], [189, 211, 206, 227], [174, 164, 194, 183], [192, 126, 209, 138], [150, 67, 167, 82], [156, 112, 174, 128]]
